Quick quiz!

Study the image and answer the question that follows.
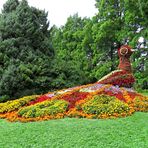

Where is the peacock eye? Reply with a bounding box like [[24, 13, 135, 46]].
[[120, 47, 128, 56]]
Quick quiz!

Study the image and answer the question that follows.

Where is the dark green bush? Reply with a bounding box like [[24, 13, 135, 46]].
[[0, 95, 10, 103]]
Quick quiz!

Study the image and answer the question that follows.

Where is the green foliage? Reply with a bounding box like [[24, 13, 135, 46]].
[[18, 99, 68, 118], [0, 0, 148, 98], [50, 15, 92, 88], [92, 61, 112, 80], [2, 0, 19, 13], [0, 95, 9, 103], [0, 0, 54, 99]]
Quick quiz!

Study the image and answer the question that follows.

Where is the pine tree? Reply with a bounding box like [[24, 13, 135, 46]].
[[0, 0, 54, 100]]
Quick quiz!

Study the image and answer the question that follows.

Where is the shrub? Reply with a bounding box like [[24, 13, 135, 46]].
[[0, 95, 38, 113], [0, 95, 10, 103], [18, 99, 68, 118]]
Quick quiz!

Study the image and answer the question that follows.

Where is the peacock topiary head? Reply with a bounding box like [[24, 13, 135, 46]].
[[118, 45, 134, 58]]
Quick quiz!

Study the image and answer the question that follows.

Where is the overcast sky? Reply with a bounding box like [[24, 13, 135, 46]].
[[0, 0, 98, 27]]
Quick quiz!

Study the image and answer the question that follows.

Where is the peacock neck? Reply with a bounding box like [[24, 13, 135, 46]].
[[118, 56, 132, 73]]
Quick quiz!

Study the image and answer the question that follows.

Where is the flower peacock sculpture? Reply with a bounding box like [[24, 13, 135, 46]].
[[0, 45, 147, 122], [97, 45, 135, 87]]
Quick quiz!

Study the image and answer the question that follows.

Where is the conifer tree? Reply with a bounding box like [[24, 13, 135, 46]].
[[0, 0, 54, 100]]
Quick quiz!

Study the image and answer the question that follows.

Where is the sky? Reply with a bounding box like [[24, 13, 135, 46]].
[[0, 0, 98, 27]]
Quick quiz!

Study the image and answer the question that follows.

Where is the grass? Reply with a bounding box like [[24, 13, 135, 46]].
[[141, 92, 148, 96], [0, 112, 147, 148], [138, 90, 148, 96]]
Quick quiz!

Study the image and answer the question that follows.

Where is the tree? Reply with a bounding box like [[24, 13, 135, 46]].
[[50, 14, 91, 89], [0, 0, 54, 100], [123, 0, 148, 89], [2, 0, 19, 13], [94, 0, 148, 89]]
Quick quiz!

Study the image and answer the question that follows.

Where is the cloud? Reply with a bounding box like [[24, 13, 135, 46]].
[[0, 0, 97, 27]]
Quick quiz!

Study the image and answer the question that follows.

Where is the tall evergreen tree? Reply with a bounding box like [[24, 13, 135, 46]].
[[0, 0, 54, 100]]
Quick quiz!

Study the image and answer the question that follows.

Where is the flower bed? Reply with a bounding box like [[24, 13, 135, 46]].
[[98, 70, 135, 87], [0, 83, 147, 122], [75, 94, 133, 117], [29, 95, 53, 105], [0, 95, 38, 113], [18, 99, 68, 118], [60, 91, 90, 109]]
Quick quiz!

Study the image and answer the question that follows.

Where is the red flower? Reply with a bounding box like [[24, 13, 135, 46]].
[[29, 95, 51, 105], [61, 92, 89, 109]]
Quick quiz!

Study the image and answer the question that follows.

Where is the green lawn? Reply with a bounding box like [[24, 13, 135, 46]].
[[141, 92, 148, 96], [0, 112, 147, 148], [139, 90, 148, 96]]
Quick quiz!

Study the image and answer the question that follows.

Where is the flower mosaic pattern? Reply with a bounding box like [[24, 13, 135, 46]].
[[0, 83, 147, 122]]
